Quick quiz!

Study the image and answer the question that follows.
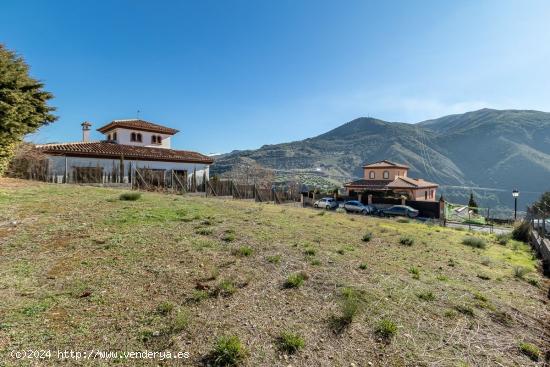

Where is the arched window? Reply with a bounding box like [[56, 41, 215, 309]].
[[136, 133, 142, 142], [131, 132, 136, 142], [383, 170, 389, 179], [157, 136, 162, 144], [151, 135, 157, 144], [107, 133, 111, 141], [369, 171, 375, 179], [425, 191, 428, 200], [112, 132, 117, 141]]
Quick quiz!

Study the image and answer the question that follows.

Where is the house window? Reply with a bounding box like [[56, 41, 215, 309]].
[[156, 136, 162, 144], [383, 170, 389, 179], [107, 133, 111, 141], [131, 132, 137, 142], [369, 171, 375, 179], [425, 191, 428, 200], [112, 132, 117, 141], [151, 135, 157, 144], [136, 133, 142, 142]]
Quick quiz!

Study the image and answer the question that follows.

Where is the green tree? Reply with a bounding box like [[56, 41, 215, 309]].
[[532, 192, 550, 217], [0, 44, 57, 175], [468, 192, 479, 214]]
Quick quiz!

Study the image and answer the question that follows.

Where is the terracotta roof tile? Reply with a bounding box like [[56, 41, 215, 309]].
[[37, 142, 213, 164], [344, 179, 393, 189], [386, 176, 438, 189], [362, 160, 409, 169], [97, 119, 179, 135]]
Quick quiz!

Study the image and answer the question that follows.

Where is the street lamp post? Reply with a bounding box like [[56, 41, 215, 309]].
[[512, 189, 519, 220]]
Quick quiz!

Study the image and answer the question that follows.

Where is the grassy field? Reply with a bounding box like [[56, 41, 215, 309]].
[[0, 179, 548, 366]]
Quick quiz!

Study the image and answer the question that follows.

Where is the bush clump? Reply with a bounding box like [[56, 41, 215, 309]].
[[277, 331, 305, 354], [211, 335, 248, 366], [233, 246, 253, 257], [362, 232, 373, 242], [513, 266, 529, 279], [417, 291, 435, 301], [512, 221, 531, 243], [495, 233, 510, 245], [399, 236, 414, 246], [119, 192, 141, 201], [518, 342, 540, 361], [375, 318, 397, 339], [284, 272, 308, 289], [462, 236, 486, 249]]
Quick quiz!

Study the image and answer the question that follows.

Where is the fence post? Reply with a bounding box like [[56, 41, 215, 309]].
[[368, 194, 372, 205]]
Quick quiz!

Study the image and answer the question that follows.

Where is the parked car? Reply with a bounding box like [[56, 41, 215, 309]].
[[380, 205, 419, 218], [314, 197, 338, 209], [342, 200, 376, 214]]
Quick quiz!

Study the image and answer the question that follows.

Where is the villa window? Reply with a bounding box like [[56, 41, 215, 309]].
[[136, 133, 142, 142], [107, 133, 111, 141], [369, 171, 375, 179], [156, 136, 162, 144], [425, 191, 428, 200], [383, 170, 389, 179], [151, 135, 157, 144], [131, 132, 137, 142], [112, 132, 117, 141]]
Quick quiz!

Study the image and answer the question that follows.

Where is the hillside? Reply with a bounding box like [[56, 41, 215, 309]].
[[212, 109, 550, 211], [1, 180, 549, 366]]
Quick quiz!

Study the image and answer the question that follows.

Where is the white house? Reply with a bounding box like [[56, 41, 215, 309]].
[[37, 119, 213, 188]]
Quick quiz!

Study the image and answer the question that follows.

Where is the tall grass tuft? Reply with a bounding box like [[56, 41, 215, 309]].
[[211, 336, 248, 366], [119, 192, 141, 201], [462, 236, 486, 249]]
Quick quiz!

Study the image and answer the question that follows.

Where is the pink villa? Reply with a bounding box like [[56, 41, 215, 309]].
[[344, 160, 438, 201]]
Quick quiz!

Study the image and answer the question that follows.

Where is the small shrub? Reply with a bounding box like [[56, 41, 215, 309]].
[[495, 233, 510, 245], [527, 278, 540, 288], [337, 248, 345, 255], [359, 263, 368, 270], [191, 290, 209, 302], [211, 336, 248, 366], [156, 301, 174, 316], [399, 236, 414, 246], [309, 258, 321, 266], [518, 342, 540, 361], [196, 227, 213, 236], [222, 230, 236, 242], [473, 292, 487, 302], [317, 211, 326, 216], [267, 255, 281, 264], [362, 232, 373, 242], [303, 248, 316, 256], [480, 257, 491, 266], [375, 319, 397, 339], [444, 310, 457, 318], [512, 221, 530, 242], [396, 218, 410, 223], [215, 280, 236, 297], [171, 309, 189, 332], [284, 272, 308, 289], [277, 331, 305, 354], [513, 266, 529, 279], [417, 291, 435, 301], [454, 305, 475, 317], [409, 267, 420, 279], [462, 236, 486, 249], [233, 246, 253, 257], [436, 274, 448, 281], [447, 258, 456, 267], [476, 273, 491, 280], [119, 192, 141, 201]]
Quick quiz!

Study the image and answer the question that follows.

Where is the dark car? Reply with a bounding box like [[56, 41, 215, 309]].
[[342, 200, 376, 214], [380, 205, 419, 218]]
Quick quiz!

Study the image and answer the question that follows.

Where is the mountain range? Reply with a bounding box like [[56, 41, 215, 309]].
[[212, 109, 550, 212]]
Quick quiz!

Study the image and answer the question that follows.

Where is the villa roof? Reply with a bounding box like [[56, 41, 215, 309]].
[[362, 160, 409, 169], [37, 141, 213, 164], [344, 179, 393, 189], [386, 176, 438, 189], [97, 119, 179, 135]]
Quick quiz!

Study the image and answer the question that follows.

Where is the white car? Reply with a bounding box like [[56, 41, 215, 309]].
[[314, 197, 338, 209]]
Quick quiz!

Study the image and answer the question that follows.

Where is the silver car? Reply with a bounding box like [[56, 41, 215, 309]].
[[342, 200, 375, 214], [314, 197, 338, 209]]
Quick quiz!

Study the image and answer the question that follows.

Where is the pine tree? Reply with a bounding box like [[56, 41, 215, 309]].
[[468, 192, 479, 214], [0, 44, 57, 175]]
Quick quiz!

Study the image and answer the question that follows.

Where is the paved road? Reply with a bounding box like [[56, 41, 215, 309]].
[[445, 221, 512, 235]]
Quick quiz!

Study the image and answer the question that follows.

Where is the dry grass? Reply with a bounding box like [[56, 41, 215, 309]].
[[0, 179, 549, 366]]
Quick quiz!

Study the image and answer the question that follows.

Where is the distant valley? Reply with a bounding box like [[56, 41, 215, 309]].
[[212, 109, 550, 213]]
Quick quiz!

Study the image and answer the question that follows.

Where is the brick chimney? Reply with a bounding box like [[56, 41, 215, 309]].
[[81, 121, 92, 142]]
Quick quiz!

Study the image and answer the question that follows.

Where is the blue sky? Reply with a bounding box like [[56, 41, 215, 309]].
[[2, 0, 550, 154]]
